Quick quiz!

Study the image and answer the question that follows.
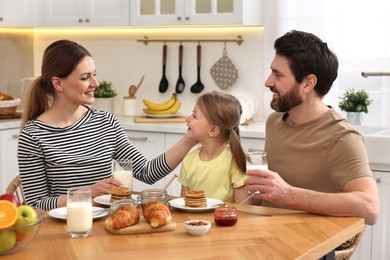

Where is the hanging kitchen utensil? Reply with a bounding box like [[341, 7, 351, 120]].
[[175, 43, 185, 94], [159, 44, 169, 93], [190, 43, 204, 94], [210, 43, 238, 89]]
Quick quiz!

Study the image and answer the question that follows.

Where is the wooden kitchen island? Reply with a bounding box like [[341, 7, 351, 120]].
[[3, 203, 364, 260]]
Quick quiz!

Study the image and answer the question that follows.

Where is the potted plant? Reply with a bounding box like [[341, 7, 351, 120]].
[[339, 88, 373, 125], [93, 80, 117, 113]]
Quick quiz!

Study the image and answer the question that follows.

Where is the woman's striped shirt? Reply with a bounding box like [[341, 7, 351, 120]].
[[18, 106, 172, 210]]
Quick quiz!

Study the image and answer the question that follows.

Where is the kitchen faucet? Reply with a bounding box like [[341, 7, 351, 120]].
[[361, 72, 390, 77]]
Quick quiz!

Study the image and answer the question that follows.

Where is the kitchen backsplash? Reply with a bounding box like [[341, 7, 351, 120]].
[[30, 27, 265, 120], [0, 30, 34, 98]]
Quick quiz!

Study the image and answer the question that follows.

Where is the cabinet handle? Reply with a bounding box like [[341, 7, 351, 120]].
[[185, 16, 190, 21], [78, 18, 83, 23], [12, 134, 20, 139], [177, 16, 182, 21], [376, 178, 381, 183], [85, 18, 90, 23], [127, 137, 148, 142]]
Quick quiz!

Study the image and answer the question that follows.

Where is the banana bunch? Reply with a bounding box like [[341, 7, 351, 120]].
[[143, 93, 181, 115]]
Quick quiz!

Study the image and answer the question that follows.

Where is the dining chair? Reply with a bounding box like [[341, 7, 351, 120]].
[[5, 175, 26, 205], [334, 230, 364, 260]]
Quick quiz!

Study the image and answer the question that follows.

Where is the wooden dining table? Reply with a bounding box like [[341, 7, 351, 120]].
[[3, 201, 364, 260]]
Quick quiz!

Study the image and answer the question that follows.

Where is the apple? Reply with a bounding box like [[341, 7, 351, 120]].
[[16, 205, 38, 234], [0, 230, 16, 252], [0, 194, 20, 206], [16, 231, 32, 242]]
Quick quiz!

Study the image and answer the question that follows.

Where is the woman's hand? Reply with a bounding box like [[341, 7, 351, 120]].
[[91, 178, 123, 198]]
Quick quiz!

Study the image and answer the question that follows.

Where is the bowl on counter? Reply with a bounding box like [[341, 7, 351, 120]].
[[0, 98, 21, 116], [0, 206, 45, 255], [184, 220, 211, 236]]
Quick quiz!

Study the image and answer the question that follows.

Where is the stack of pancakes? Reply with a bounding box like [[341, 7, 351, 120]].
[[184, 190, 207, 208], [107, 186, 131, 202]]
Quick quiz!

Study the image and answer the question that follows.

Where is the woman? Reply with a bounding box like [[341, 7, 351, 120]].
[[18, 39, 197, 211]]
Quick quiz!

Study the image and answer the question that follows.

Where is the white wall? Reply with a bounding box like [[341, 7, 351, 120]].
[[32, 27, 264, 120], [262, 0, 390, 127], [29, 0, 390, 127]]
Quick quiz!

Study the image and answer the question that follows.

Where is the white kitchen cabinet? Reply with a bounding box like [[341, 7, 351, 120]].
[[165, 132, 189, 196], [241, 137, 264, 153], [0, 128, 20, 194], [130, 0, 262, 26], [0, 0, 34, 26], [42, 0, 129, 27], [371, 171, 390, 260], [352, 170, 390, 260], [125, 130, 166, 192]]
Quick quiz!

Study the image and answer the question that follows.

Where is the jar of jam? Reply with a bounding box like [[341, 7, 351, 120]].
[[138, 189, 169, 211], [214, 205, 238, 226]]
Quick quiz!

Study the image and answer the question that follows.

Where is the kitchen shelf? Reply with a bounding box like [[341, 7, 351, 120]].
[[137, 35, 244, 46]]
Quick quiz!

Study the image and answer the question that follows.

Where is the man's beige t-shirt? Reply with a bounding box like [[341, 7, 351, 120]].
[[263, 107, 372, 207]]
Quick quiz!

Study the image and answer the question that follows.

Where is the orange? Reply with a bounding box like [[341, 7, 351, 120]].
[[0, 200, 19, 229]]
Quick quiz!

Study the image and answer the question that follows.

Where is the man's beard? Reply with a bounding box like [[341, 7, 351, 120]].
[[270, 84, 303, 112]]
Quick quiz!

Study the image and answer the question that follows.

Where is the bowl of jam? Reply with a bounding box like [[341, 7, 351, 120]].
[[214, 205, 238, 226]]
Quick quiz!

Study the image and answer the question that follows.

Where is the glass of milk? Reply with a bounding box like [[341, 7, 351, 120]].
[[112, 159, 133, 192], [246, 151, 268, 171], [67, 186, 92, 238]]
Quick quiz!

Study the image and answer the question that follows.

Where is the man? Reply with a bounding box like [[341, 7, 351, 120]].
[[244, 30, 379, 225]]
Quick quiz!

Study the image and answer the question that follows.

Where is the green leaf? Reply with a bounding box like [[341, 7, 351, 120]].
[[339, 88, 372, 113], [94, 80, 117, 98]]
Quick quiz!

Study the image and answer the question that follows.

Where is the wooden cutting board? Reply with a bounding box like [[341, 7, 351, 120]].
[[104, 216, 176, 235], [0, 112, 22, 119], [134, 115, 186, 123]]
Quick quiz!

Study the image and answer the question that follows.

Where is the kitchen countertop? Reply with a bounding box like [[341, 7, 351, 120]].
[[0, 118, 22, 130], [0, 115, 266, 139], [117, 115, 266, 139]]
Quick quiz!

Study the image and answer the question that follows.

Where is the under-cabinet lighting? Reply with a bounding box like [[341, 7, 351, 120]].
[[32, 26, 262, 36]]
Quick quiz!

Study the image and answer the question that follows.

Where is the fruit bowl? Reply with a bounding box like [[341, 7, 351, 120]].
[[0, 207, 45, 255]]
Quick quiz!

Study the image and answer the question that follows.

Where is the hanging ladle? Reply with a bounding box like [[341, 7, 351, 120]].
[[175, 43, 185, 94], [190, 43, 204, 94], [158, 44, 169, 93]]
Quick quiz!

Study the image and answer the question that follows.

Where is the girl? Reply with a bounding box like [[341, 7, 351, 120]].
[[178, 91, 248, 203]]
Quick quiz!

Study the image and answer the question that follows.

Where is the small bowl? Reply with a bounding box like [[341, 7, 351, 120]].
[[184, 220, 211, 236], [0, 206, 44, 255], [0, 98, 21, 116]]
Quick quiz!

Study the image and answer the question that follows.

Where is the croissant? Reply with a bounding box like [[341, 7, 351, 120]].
[[142, 201, 172, 228], [107, 205, 139, 229], [0, 92, 14, 101]]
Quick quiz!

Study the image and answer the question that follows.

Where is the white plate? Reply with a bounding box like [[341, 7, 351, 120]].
[[143, 113, 181, 118], [169, 198, 224, 212], [48, 206, 108, 220], [93, 194, 139, 206]]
